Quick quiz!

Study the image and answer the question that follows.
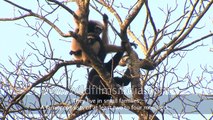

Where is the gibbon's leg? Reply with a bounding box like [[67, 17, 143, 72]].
[[70, 9, 83, 61], [70, 38, 86, 61]]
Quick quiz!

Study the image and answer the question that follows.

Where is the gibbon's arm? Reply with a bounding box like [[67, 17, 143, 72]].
[[113, 68, 131, 86], [105, 45, 123, 52], [102, 14, 123, 53], [102, 14, 109, 46], [105, 42, 138, 53], [102, 14, 139, 53], [105, 51, 124, 72]]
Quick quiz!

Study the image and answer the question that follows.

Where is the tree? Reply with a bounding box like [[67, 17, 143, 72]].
[[0, 0, 213, 119]]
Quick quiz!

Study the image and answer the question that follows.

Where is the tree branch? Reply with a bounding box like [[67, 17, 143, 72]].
[[2, 0, 72, 37], [121, 0, 145, 34]]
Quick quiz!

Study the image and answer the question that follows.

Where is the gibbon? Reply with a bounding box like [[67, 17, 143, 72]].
[[70, 10, 123, 62], [69, 20, 104, 62], [86, 50, 131, 104], [70, 32, 105, 62]]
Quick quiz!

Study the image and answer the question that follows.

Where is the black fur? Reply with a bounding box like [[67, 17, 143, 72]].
[[69, 50, 82, 56], [88, 21, 102, 35], [86, 51, 131, 104]]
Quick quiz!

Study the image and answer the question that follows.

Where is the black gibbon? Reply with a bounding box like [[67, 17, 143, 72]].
[[70, 10, 123, 62], [86, 50, 131, 104]]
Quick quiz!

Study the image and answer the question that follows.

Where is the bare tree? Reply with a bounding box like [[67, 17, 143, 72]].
[[0, 0, 213, 120]]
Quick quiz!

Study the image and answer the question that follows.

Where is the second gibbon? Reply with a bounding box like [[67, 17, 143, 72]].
[[86, 50, 131, 104]]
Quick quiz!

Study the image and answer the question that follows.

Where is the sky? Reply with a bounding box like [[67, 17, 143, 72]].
[[0, 0, 213, 120]]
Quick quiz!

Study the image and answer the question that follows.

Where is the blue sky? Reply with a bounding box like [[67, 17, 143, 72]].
[[0, 0, 212, 68]]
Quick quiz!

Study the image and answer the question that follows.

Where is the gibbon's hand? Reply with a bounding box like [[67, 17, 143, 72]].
[[121, 41, 137, 50], [130, 42, 137, 49], [103, 14, 108, 23]]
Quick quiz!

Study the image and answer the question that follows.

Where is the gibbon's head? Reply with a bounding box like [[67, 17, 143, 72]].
[[73, 20, 103, 36], [87, 33, 102, 56], [69, 33, 102, 62], [88, 20, 103, 36]]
